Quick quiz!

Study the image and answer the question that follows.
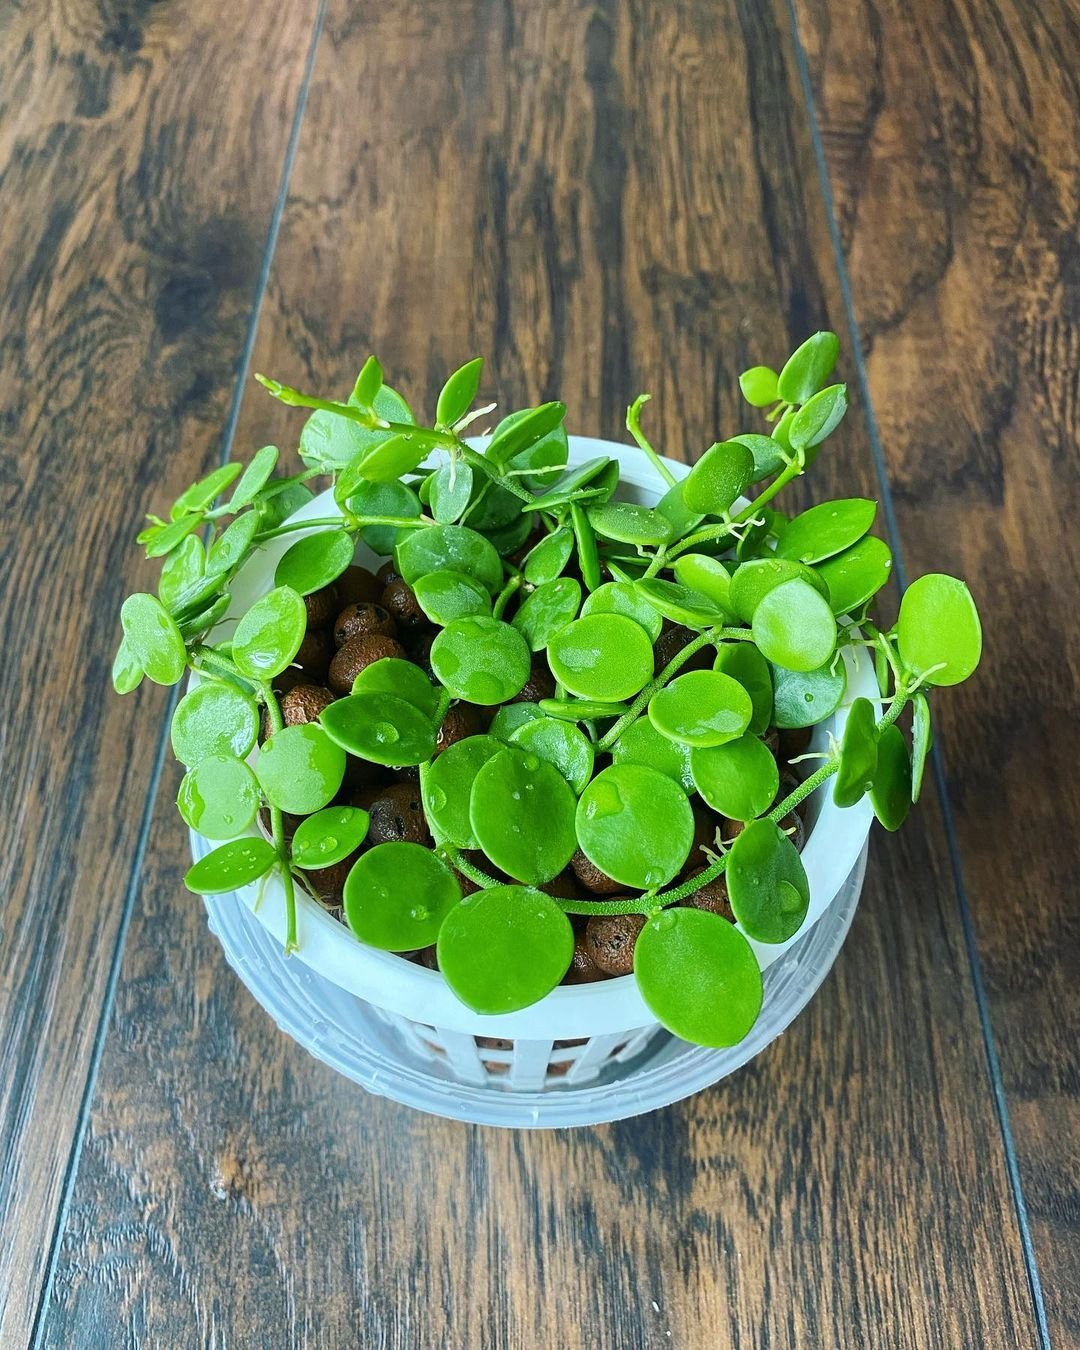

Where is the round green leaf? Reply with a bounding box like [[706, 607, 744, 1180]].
[[489, 703, 546, 743], [611, 715, 694, 792], [770, 660, 847, 729], [648, 670, 753, 749], [226, 444, 279, 510], [585, 500, 674, 547], [232, 586, 307, 680], [177, 754, 260, 839], [682, 441, 755, 516], [777, 331, 839, 405], [773, 498, 877, 565], [814, 536, 893, 616], [726, 818, 810, 942], [206, 511, 260, 579], [171, 462, 243, 518], [158, 534, 205, 610], [120, 593, 187, 685], [351, 657, 439, 718], [635, 578, 727, 629], [291, 806, 370, 869], [788, 383, 847, 452], [171, 682, 260, 766], [437, 886, 575, 1014], [422, 735, 504, 847], [255, 723, 346, 814], [509, 717, 594, 793], [413, 569, 492, 626], [731, 433, 789, 484], [581, 582, 663, 641], [833, 696, 879, 808], [349, 480, 421, 555], [112, 637, 144, 694], [547, 614, 654, 701], [344, 843, 461, 951], [712, 643, 773, 734], [486, 402, 567, 468], [511, 578, 582, 651], [274, 529, 355, 596], [184, 837, 278, 895], [437, 357, 484, 427], [897, 573, 982, 686], [752, 579, 837, 672], [634, 909, 763, 1047], [911, 691, 933, 803], [870, 724, 911, 831], [728, 557, 828, 623], [522, 456, 614, 513], [430, 616, 531, 704], [690, 736, 779, 821], [522, 527, 574, 585], [357, 430, 438, 483], [429, 460, 474, 524], [655, 479, 705, 535], [739, 365, 779, 408], [672, 556, 733, 616], [320, 692, 437, 766], [576, 764, 694, 888], [396, 524, 503, 594], [470, 749, 578, 883]]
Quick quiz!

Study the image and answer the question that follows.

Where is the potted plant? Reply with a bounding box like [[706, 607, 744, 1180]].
[[115, 331, 981, 1081]]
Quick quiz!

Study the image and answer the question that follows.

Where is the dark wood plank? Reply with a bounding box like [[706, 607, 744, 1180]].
[[0, 1, 322, 1341], [794, 0, 1080, 1339], [40, 0, 1041, 1344]]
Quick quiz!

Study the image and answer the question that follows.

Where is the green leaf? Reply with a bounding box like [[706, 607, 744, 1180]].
[[635, 578, 727, 629], [396, 524, 503, 594], [648, 670, 753, 748], [726, 818, 810, 942], [538, 697, 629, 722], [581, 581, 663, 641], [634, 909, 763, 1046], [437, 357, 484, 427], [120, 593, 188, 685], [897, 574, 982, 686], [682, 440, 755, 516], [356, 430, 440, 484], [144, 515, 203, 559], [351, 657, 440, 719], [352, 355, 383, 408], [422, 735, 505, 847], [870, 724, 911, 831], [570, 501, 602, 592], [655, 479, 705, 535], [489, 703, 546, 742], [911, 691, 933, 802], [788, 383, 847, 451], [672, 555, 733, 617], [171, 682, 260, 766], [690, 735, 779, 821], [728, 557, 828, 623], [225, 445, 279, 511], [437, 886, 575, 1014], [298, 383, 415, 473], [576, 764, 694, 888], [751, 579, 837, 672], [291, 806, 370, 869], [177, 753, 261, 839], [320, 692, 438, 766], [184, 837, 278, 895], [159, 535, 205, 611], [486, 402, 567, 468], [255, 723, 346, 814], [511, 578, 582, 651], [833, 697, 879, 808], [770, 660, 847, 729], [777, 331, 839, 404], [429, 460, 474, 524], [430, 616, 531, 704], [274, 529, 355, 596], [547, 614, 654, 701], [522, 527, 574, 585], [111, 637, 144, 694], [344, 843, 461, 950], [585, 500, 674, 547], [611, 715, 694, 792], [177, 592, 232, 641], [773, 498, 877, 565], [523, 456, 614, 513], [739, 365, 779, 408], [413, 570, 492, 626], [206, 511, 259, 579], [170, 462, 242, 519], [814, 536, 893, 616], [256, 481, 316, 532], [470, 748, 578, 883], [508, 716, 595, 793], [712, 642, 773, 734], [348, 479, 421, 556], [730, 433, 789, 484], [231, 586, 308, 680]]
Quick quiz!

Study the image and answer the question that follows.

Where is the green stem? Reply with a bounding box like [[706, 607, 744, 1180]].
[[253, 513, 428, 544], [626, 395, 677, 487], [492, 572, 523, 619], [731, 459, 801, 524], [460, 446, 534, 503], [258, 681, 298, 954], [596, 627, 721, 751]]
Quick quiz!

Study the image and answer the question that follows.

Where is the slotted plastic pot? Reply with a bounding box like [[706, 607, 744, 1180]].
[[195, 437, 879, 1127]]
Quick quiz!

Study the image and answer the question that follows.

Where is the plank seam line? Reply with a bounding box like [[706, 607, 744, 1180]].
[[780, 4, 1051, 1344], [28, 2, 329, 1343]]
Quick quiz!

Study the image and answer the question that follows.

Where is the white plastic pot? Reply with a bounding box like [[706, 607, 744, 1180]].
[[197, 437, 879, 1126]]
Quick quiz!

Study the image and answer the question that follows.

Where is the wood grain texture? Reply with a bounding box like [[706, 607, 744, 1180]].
[[794, 0, 1080, 1339], [0, 1, 322, 1341], [34, 1, 1045, 1346]]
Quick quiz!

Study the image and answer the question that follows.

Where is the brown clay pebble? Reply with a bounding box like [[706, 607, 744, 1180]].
[[405, 628, 437, 670], [688, 804, 720, 870], [366, 782, 431, 846], [333, 602, 397, 647], [510, 659, 556, 704], [762, 726, 781, 758], [376, 559, 400, 587], [681, 869, 735, 921], [778, 725, 813, 762], [562, 932, 607, 984], [570, 847, 625, 895], [380, 577, 428, 632], [341, 757, 391, 794], [413, 945, 440, 970], [271, 665, 312, 698], [654, 624, 714, 672], [304, 584, 340, 630], [280, 684, 334, 727], [300, 851, 361, 909], [720, 816, 746, 844], [294, 627, 332, 681], [328, 634, 407, 695], [435, 702, 484, 754], [584, 913, 646, 977], [336, 564, 382, 607]]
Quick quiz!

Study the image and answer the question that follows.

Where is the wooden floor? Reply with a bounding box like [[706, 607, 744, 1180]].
[[1, 0, 1076, 1345]]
